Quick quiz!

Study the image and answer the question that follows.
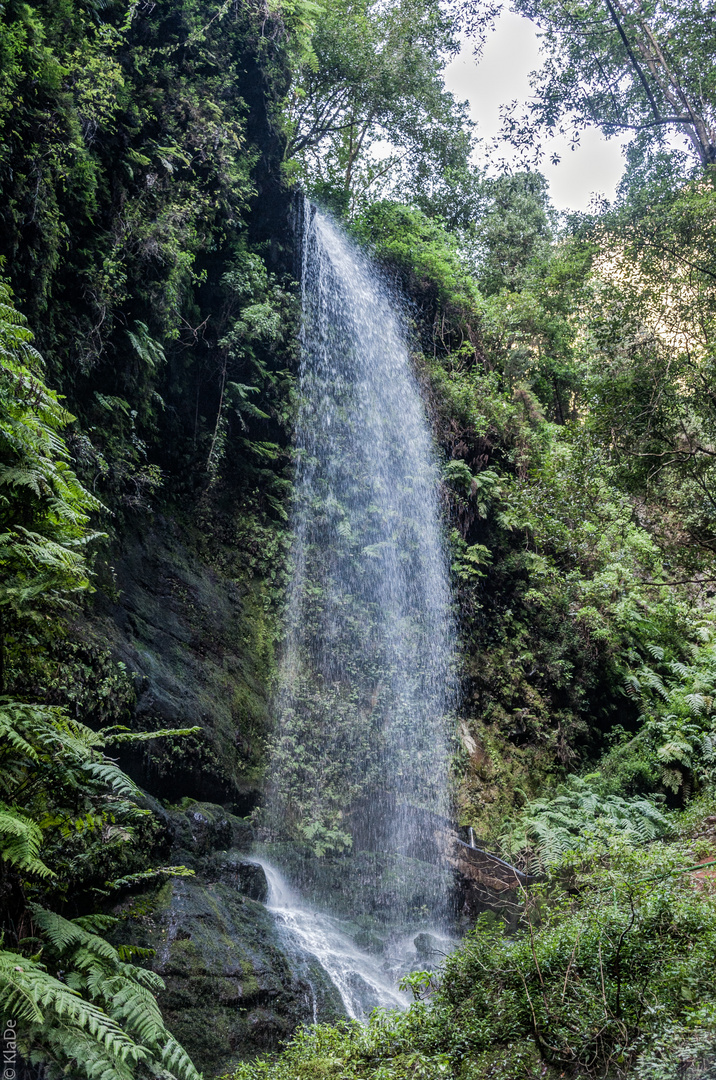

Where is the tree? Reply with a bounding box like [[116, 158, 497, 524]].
[[581, 168, 716, 563], [471, 172, 555, 296], [282, 0, 474, 211], [488, 0, 716, 169]]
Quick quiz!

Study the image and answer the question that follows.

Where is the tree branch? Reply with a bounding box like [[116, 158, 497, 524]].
[[603, 0, 663, 124]]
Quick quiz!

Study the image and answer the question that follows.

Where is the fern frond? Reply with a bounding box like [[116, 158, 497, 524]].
[[103, 865, 195, 891], [0, 950, 141, 1058], [500, 775, 671, 870], [160, 1033, 203, 1080], [83, 761, 141, 799], [641, 668, 668, 699], [685, 693, 706, 716], [0, 806, 53, 877], [30, 907, 120, 965], [104, 726, 202, 744]]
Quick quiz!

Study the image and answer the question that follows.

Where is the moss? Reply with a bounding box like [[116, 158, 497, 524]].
[[456, 718, 560, 843], [114, 876, 344, 1074], [118, 880, 174, 924]]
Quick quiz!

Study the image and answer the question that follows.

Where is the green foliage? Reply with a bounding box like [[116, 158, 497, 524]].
[[281, 0, 472, 211], [0, 279, 199, 1077], [356, 201, 482, 322], [582, 169, 716, 564], [352, 200, 484, 368], [0, 695, 190, 898], [471, 172, 555, 297], [499, 775, 671, 873], [0, 905, 200, 1080], [0, 0, 297, 522], [505, 0, 716, 170], [0, 281, 102, 634], [0, 804, 50, 879], [227, 836, 716, 1080], [617, 622, 716, 795], [0, 639, 202, 1078]]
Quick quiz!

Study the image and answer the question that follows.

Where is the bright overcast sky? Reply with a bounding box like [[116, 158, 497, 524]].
[[442, 11, 629, 213]]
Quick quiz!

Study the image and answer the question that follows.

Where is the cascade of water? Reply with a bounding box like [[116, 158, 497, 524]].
[[254, 859, 408, 1020], [261, 200, 456, 982]]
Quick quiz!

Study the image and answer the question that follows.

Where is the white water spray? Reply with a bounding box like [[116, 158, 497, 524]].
[[256, 859, 407, 1020], [258, 202, 457, 1020], [267, 202, 455, 876]]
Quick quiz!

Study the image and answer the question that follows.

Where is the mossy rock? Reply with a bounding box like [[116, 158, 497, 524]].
[[168, 800, 253, 859], [413, 932, 443, 959], [201, 850, 268, 900], [115, 876, 344, 1075], [88, 517, 277, 811]]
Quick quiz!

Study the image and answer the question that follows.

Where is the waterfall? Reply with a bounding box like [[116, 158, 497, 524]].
[[254, 859, 408, 1020], [260, 202, 456, 1012]]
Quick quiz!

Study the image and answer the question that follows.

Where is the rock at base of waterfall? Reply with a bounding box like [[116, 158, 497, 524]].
[[112, 875, 344, 1076], [413, 932, 444, 959]]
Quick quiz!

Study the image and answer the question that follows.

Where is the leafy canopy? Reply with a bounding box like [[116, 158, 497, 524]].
[[283, 0, 474, 211], [492, 0, 716, 169]]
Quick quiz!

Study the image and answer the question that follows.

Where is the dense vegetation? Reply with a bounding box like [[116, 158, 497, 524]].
[[232, 817, 716, 1080], [2, 0, 716, 1077]]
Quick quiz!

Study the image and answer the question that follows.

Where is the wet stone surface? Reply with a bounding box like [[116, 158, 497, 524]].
[[112, 804, 344, 1076]]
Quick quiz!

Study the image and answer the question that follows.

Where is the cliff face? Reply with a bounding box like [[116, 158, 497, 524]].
[[1, 0, 298, 808], [1, 8, 303, 1071]]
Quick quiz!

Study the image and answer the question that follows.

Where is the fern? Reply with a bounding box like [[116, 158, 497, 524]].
[[623, 632, 716, 793], [0, 950, 141, 1055], [0, 282, 104, 623], [104, 724, 202, 744], [102, 864, 195, 892], [0, 286, 201, 1080], [500, 776, 671, 874], [7, 908, 202, 1080], [685, 692, 706, 716], [0, 806, 53, 877]]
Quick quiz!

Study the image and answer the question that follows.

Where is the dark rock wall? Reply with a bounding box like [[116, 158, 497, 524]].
[[113, 802, 344, 1074], [87, 517, 277, 813]]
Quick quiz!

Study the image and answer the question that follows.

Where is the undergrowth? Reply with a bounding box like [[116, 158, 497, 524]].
[[227, 819, 716, 1080]]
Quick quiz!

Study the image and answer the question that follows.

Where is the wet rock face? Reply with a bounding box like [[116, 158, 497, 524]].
[[169, 800, 253, 860], [413, 932, 444, 960], [116, 877, 343, 1073], [114, 802, 343, 1075], [139, 878, 313, 1069], [202, 853, 269, 901], [89, 519, 275, 813]]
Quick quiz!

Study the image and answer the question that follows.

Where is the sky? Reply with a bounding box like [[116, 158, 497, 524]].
[[442, 11, 630, 214]]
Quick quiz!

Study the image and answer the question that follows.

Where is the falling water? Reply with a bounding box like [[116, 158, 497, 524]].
[[255, 859, 408, 1020], [261, 201, 455, 999]]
